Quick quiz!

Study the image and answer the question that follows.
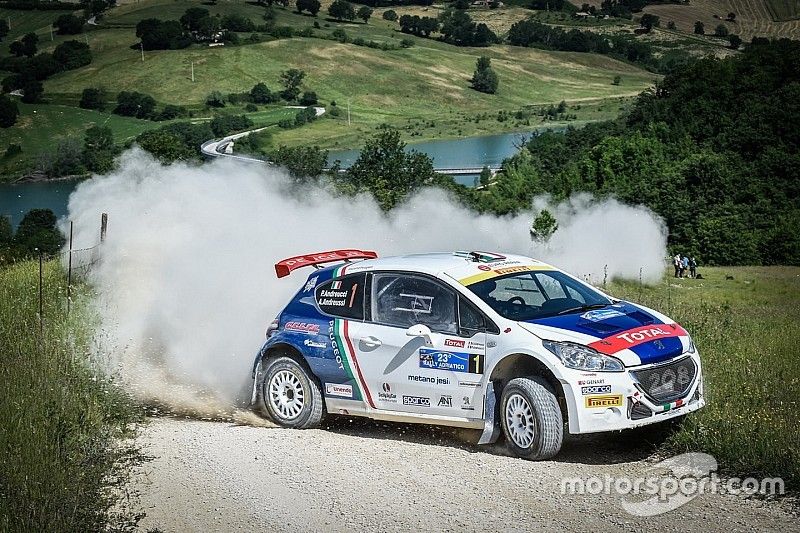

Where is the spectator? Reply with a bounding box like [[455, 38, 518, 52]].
[[681, 256, 689, 278], [673, 253, 681, 278], [689, 257, 697, 278]]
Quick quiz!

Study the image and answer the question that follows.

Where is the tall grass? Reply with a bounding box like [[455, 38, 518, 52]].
[[0, 260, 143, 531], [608, 267, 800, 491]]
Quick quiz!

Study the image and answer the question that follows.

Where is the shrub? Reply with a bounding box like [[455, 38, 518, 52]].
[[383, 9, 398, 22], [278, 118, 294, 129], [206, 91, 226, 108], [210, 114, 254, 136], [0, 94, 19, 128], [114, 91, 156, 119], [245, 103, 258, 112], [157, 104, 188, 121], [79, 87, 105, 110], [299, 91, 318, 106], [52, 40, 91, 70], [4, 143, 22, 157], [54, 14, 84, 35], [20, 78, 43, 103], [250, 82, 277, 104]]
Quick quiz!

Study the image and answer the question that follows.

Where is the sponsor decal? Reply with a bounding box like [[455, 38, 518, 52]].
[[585, 394, 623, 408], [494, 266, 535, 276], [408, 375, 450, 385], [444, 338, 465, 348], [378, 382, 397, 403], [419, 348, 484, 374], [458, 380, 482, 388], [331, 280, 343, 290], [588, 324, 688, 355], [303, 339, 327, 349], [581, 385, 612, 395], [285, 321, 320, 335], [581, 309, 625, 322], [438, 395, 453, 407], [304, 276, 318, 292], [478, 265, 492, 271], [328, 321, 345, 370], [467, 341, 485, 350], [577, 378, 605, 385], [461, 395, 475, 411], [326, 383, 353, 398], [327, 315, 372, 406], [403, 395, 430, 407]]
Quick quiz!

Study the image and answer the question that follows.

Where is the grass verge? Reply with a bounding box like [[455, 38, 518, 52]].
[[607, 266, 800, 491], [0, 259, 144, 530]]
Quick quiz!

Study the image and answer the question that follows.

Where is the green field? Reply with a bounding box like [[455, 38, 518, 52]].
[[765, 0, 800, 21], [0, 7, 77, 55], [608, 266, 800, 489]]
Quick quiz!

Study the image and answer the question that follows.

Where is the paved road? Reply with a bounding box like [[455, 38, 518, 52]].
[[131, 416, 798, 532]]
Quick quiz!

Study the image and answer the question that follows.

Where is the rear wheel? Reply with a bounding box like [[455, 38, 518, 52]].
[[259, 355, 324, 428], [500, 377, 563, 460]]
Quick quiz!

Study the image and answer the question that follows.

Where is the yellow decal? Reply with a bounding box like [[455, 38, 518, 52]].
[[458, 264, 554, 286], [584, 395, 623, 408]]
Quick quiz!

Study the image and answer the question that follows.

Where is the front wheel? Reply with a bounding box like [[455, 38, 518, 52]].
[[259, 355, 325, 428], [500, 377, 563, 460]]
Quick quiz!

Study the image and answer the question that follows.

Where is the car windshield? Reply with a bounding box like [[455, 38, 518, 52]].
[[466, 270, 613, 321]]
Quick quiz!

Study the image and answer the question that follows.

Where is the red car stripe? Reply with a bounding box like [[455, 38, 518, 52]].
[[588, 323, 688, 355], [343, 319, 375, 408]]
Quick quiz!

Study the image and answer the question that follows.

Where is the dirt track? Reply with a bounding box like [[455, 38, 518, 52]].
[[132, 416, 798, 532]]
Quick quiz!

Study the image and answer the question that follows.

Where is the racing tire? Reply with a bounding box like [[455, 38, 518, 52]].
[[259, 355, 325, 429], [500, 377, 563, 460]]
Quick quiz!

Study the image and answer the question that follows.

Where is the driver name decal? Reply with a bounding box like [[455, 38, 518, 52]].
[[419, 348, 484, 374]]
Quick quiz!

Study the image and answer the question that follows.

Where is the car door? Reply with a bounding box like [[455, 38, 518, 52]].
[[350, 272, 487, 418]]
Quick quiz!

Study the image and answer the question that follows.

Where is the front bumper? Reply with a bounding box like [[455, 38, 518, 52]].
[[561, 352, 705, 434]]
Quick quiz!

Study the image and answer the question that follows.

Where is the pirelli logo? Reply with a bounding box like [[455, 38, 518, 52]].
[[584, 394, 623, 408]]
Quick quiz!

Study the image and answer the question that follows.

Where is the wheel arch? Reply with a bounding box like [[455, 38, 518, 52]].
[[488, 353, 568, 425]]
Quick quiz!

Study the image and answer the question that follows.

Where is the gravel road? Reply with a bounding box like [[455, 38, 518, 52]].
[[132, 416, 797, 532]]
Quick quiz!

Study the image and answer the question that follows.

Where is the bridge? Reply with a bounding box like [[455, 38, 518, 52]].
[[200, 131, 501, 176]]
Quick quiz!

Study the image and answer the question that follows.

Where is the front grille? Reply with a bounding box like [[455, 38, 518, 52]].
[[630, 402, 653, 420], [632, 356, 697, 404]]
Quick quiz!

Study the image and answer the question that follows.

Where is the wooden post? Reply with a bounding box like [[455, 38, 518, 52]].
[[100, 213, 108, 242], [67, 221, 73, 315], [38, 250, 43, 336]]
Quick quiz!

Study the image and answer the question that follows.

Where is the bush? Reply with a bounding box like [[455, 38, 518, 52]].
[[400, 37, 414, 48], [52, 40, 91, 70], [299, 91, 318, 106], [278, 118, 294, 129], [20, 78, 43, 103], [250, 82, 277, 104], [206, 91, 226, 108], [54, 14, 84, 35], [157, 104, 188, 121], [0, 94, 19, 128], [209, 114, 254, 137], [114, 91, 156, 119], [4, 144, 21, 158], [383, 9, 398, 21], [245, 103, 258, 112], [222, 14, 256, 32], [79, 87, 105, 110], [332, 28, 348, 42]]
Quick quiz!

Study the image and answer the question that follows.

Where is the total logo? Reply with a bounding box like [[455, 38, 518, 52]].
[[444, 338, 465, 348], [438, 395, 453, 408], [378, 382, 397, 403]]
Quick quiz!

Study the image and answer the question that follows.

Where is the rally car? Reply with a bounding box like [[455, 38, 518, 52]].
[[249, 249, 704, 460]]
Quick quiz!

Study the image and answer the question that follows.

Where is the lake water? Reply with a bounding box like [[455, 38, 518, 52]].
[[0, 128, 563, 225]]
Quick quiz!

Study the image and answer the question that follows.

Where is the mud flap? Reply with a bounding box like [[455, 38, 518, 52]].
[[478, 381, 501, 445]]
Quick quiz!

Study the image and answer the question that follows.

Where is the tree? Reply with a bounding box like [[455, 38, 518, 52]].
[[343, 127, 436, 210], [667, 20, 676, 30], [10, 32, 38, 57], [328, 0, 356, 21], [0, 216, 12, 248], [271, 145, 328, 180], [114, 91, 156, 118], [296, 0, 321, 16], [478, 166, 491, 187], [300, 91, 318, 105], [530, 209, 558, 242], [14, 209, 65, 255], [0, 94, 19, 128], [727, 12, 736, 22], [715, 24, 729, 37], [136, 129, 195, 163], [250, 82, 276, 104], [383, 9, 398, 22], [728, 34, 742, 49], [639, 13, 659, 31], [20, 77, 43, 103], [139, 19, 190, 50], [0, 19, 8, 41], [53, 40, 92, 70], [357, 6, 373, 23], [54, 14, 84, 35], [83, 125, 115, 173], [280, 68, 306, 101], [471, 56, 498, 94], [80, 87, 105, 110], [694, 21, 704, 34], [180, 7, 210, 31], [205, 91, 226, 107]]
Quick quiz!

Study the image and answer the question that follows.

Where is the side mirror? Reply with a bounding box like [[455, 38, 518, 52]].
[[405, 324, 432, 344]]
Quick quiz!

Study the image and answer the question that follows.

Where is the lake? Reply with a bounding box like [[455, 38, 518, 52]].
[[0, 128, 563, 225]]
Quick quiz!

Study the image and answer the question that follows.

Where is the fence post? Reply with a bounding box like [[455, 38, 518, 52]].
[[638, 267, 643, 301], [100, 212, 108, 243], [603, 264, 608, 289], [38, 249, 43, 337], [67, 221, 73, 315]]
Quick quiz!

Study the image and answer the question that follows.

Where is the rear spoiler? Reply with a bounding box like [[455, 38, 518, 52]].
[[274, 249, 378, 278]]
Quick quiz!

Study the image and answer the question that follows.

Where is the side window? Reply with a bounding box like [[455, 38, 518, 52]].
[[314, 273, 366, 320], [372, 273, 456, 334]]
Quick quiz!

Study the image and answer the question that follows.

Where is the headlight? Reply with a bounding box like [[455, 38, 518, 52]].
[[686, 336, 697, 354], [542, 340, 624, 372]]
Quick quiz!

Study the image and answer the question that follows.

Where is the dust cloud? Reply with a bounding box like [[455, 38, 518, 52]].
[[64, 149, 667, 411]]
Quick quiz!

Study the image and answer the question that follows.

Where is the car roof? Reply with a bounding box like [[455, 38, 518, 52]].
[[337, 252, 557, 285]]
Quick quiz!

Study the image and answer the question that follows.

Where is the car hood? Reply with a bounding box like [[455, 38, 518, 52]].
[[517, 302, 687, 366]]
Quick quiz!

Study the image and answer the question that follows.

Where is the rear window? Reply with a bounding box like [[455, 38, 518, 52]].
[[314, 273, 366, 320]]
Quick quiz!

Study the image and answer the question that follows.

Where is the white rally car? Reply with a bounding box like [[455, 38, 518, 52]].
[[250, 250, 704, 459]]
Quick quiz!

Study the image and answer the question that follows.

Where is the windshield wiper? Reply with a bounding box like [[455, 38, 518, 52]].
[[555, 303, 610, 316]]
